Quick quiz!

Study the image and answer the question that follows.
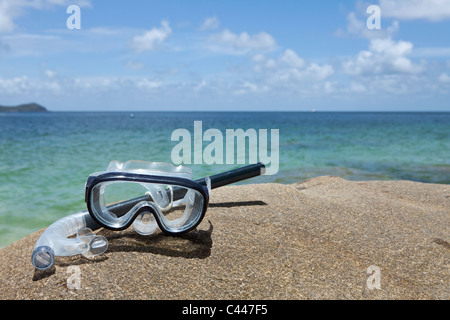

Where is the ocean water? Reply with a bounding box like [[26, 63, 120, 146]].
[[0, 112, 449, 248]]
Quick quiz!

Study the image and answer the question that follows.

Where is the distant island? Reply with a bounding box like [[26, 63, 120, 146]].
[[0, 103, 48, 113]]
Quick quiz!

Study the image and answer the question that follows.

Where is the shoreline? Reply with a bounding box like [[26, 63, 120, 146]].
[[0, 176, 448, 300]]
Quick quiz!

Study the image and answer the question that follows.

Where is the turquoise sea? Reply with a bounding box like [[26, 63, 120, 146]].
[[0, 112, 449, 248]]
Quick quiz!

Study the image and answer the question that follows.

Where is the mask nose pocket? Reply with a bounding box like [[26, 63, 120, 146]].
[[133, 211, 158, 235]]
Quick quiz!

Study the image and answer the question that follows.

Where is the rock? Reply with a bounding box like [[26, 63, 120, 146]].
[[0, 177, 448, 300]]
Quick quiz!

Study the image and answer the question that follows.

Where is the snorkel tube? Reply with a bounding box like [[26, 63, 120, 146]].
[[195, 162, 265, 189], [31, 211, 107, 270]]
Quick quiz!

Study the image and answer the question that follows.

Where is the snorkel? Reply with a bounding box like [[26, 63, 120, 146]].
[[32, 161, 265, 270], [31, 161, 192, 270], [31, 210, 107, 270]]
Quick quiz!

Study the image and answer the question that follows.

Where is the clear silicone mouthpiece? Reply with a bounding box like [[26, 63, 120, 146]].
[[31, 211, 108, 270]]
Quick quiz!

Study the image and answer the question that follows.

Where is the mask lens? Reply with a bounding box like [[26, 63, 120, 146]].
[[159, 188, 205, 232], [90, 180, 206, 233], [90, 181, 150, 228], [105, 181, 148, 208]]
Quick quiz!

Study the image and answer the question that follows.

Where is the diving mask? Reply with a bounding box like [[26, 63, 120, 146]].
[[85, 161, 265, 236]]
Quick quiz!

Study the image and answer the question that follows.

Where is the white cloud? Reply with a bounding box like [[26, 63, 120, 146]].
[[338, 11, 399, 39], [252, 49, 334, 90], [280, 49, 305, 68], [125, 60, 145, 70], [379, 0, 450, 21], [135, 78, 162, 90], [0, 1, 16, 33], [194, 80, 207, 92], [73, 76, 121, 92], [439, 73, 450, 83], [131, 20, 172, 53], [207, 29, 276, 55], [0, 75, 31, 94], [324, 81, 337, 94], [87, 27, 128, 36], [233, 81, 263, 95], [0, 74, 63, 95], [200, 16, 220, 31], [346, 74, 435, 96], [306, 63, 335, 81], [45, 69, 57, 79], [72, 76, 163, 92], [252, 53, 266, 63], [0, 33, 68, 56], [0, 0, 91, 33], [343, 38, 424, 76], [350, 81, 367, 93], [264, 58, 276, 69], [411, 47, 450, 58], [0, 74, 165, 97]]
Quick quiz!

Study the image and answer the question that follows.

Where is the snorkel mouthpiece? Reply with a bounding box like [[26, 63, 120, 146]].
[[31, 211, 108, 270], [77, 228, 108, 258]]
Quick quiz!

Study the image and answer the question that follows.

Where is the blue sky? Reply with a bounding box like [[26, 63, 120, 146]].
[[0, 0, 449, 111]]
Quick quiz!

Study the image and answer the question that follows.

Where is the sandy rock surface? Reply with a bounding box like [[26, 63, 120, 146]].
[[0, 177, 448, 300]]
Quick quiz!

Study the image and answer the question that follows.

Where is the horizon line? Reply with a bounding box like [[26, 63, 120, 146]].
[[44, 109, 450, 113]]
